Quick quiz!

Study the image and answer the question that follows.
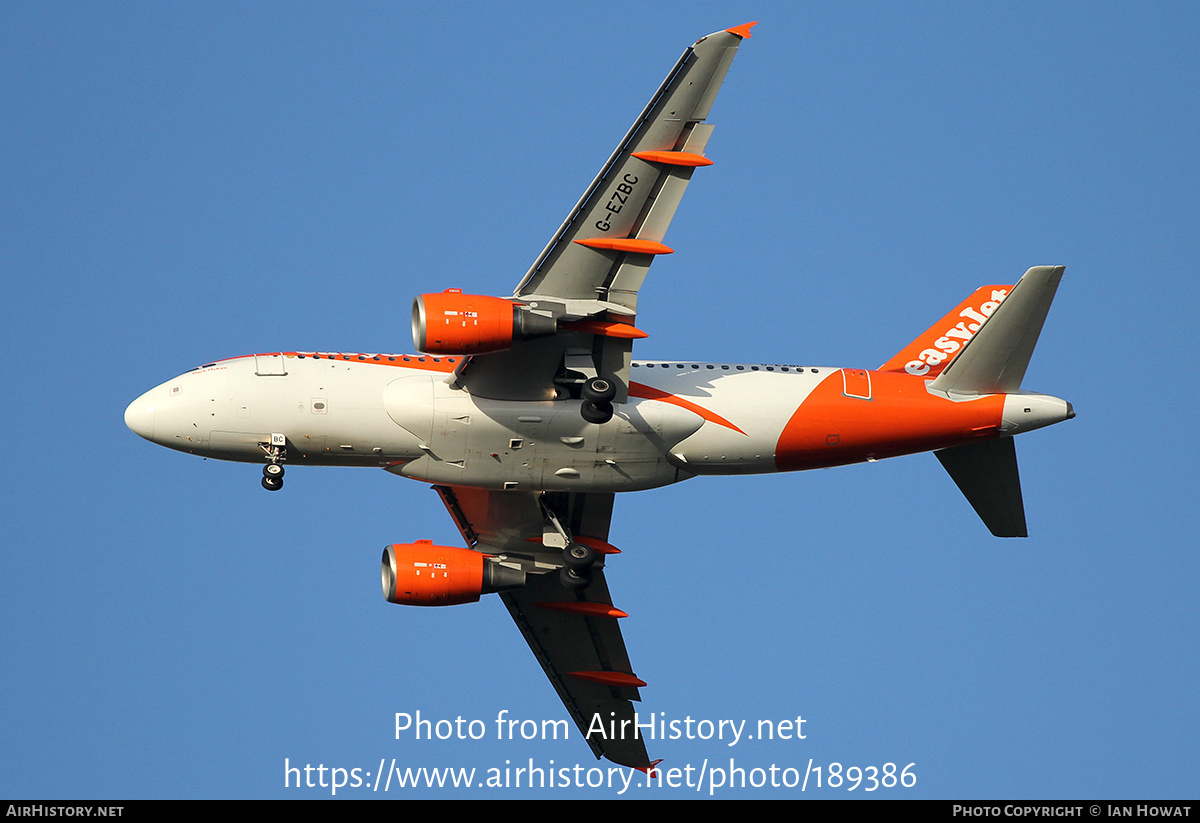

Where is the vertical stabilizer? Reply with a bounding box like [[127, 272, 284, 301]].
[[930, 266, 1065, 395], [935, 438, 1027, 538]]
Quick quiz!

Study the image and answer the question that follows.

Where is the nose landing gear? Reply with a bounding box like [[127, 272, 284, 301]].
[[261, 462, 284, 491], [260, 433, 286, 491]]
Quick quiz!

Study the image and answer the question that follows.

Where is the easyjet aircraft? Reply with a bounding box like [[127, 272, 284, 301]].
[[125, 24, 1072, 771]]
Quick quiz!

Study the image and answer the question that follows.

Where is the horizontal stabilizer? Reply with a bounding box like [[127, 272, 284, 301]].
[[930, 266, 1065, 395], [935, 437, 1027, 538]]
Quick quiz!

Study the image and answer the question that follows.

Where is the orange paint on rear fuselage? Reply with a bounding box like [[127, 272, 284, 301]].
[[775, 370, 1005, 471]]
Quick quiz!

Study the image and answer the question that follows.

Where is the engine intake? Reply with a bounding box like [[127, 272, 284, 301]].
[[381, 540, 525, 606], [412, 290, 556, 355]]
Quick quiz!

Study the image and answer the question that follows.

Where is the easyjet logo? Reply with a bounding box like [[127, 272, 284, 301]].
[[905, 289, 1009, 376]]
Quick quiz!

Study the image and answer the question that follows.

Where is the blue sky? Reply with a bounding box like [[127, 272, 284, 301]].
[[3, 2, 1197, 799]]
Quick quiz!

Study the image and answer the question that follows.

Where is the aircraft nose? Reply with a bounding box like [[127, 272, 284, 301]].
[[124, 392, 156, 441]]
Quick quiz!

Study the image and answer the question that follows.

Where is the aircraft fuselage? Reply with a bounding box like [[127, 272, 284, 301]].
[[124, 351, 1070, 494]]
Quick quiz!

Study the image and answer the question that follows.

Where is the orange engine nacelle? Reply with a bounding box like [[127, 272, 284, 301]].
[[412, 290, 556, 355], [381, 540, 525, 607]]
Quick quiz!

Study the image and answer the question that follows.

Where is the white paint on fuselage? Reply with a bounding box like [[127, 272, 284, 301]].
[[124, 353, 834, 490], [125, 355, 427, 466], [383, 374, 706, 491], [629, 362, 828, 474]]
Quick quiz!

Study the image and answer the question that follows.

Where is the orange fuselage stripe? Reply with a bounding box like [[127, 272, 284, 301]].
[[627, 381, 748, 435]]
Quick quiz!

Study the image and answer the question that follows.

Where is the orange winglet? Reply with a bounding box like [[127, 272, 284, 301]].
[[563, 319, 649, 340], [568, 671, 647, 688], [631, 150, 714, 168], [725, 21, 758, 39], [574, 238, 674, 255], [534, 601, 629, 618]]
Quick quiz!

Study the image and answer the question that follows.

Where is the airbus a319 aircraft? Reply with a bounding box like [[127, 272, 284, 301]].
[[125, 24, 1073, 771]]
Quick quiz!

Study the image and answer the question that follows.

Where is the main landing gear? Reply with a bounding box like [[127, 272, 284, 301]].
[[540, 494, 601, 590], [580, 377, 616, 425], [260, 434, 286, 492], [559, 541, 597, 590]]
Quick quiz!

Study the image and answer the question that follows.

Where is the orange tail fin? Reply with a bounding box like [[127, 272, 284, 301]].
[[878, 285, 1013, 378]]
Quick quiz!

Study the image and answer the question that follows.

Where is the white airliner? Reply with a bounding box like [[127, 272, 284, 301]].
[[125, 23, 1072, 771]]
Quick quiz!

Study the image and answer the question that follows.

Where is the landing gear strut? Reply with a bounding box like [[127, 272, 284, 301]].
[[261, 434, 286, 491]]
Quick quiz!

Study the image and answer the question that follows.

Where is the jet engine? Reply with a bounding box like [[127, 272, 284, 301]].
[[381, 540, 525, 606], [412, 290, 556, 355]]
